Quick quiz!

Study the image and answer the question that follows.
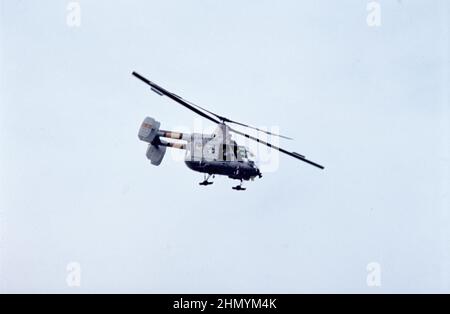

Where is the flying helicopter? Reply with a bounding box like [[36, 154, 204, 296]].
[[133, 71, 324, 190]]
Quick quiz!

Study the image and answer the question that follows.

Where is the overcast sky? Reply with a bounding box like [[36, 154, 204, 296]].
[[0, 0, 449, 293]]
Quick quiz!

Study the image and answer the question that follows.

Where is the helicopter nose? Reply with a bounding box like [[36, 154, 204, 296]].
[[251, 168, 262, 180]]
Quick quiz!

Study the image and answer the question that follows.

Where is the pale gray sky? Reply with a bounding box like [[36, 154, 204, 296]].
[[0, 0, 449, 293]]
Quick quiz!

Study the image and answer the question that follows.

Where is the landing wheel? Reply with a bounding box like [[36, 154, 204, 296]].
[[199, 174, 214, 186], [232, 180, 246, 191]]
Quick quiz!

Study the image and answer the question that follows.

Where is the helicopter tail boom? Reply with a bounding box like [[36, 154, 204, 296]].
[[139, 117, 190, 143], [158, 140, 186, 150], [158, 130, 189, 141]]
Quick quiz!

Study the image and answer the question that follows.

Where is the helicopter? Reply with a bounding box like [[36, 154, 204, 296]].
[[133, 71, 324, 190]]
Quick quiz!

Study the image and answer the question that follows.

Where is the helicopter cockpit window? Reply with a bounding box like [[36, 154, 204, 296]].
[[236, 146, 248, 162]]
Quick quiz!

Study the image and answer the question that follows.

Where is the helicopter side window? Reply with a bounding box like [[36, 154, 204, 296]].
[[236, 146, 248, 162], [220, 144, 236, 161]]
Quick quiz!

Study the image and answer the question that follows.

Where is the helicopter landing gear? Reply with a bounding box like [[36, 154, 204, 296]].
[[232, 180, 246, 191], [199, 174, 214, 186]]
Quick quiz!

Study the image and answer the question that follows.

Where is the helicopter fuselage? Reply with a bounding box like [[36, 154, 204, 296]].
[[138, 117, 262, 181]]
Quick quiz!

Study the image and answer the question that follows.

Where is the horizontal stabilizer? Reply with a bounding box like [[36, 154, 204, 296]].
[[138, 117, 160, 144], [146, 144, 166, 166]]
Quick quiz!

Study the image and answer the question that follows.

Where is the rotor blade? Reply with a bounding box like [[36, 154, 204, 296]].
[[132, 72, 221, 125], [229, 127, 324, 170], [225, 120, 293, 140], [171, 95, 293, 140]]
